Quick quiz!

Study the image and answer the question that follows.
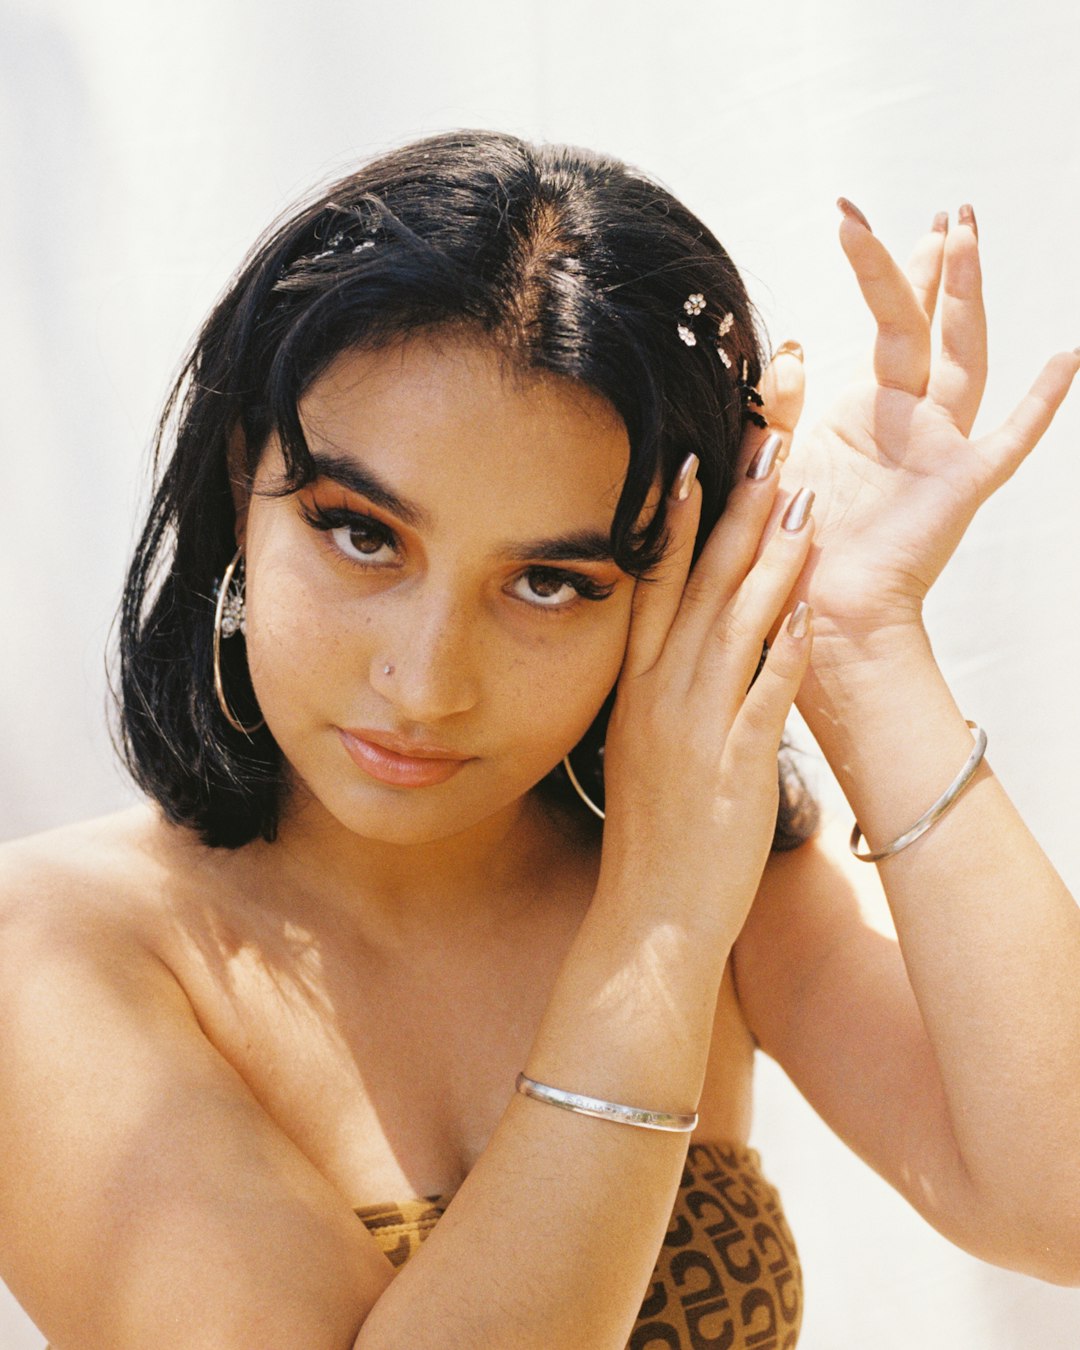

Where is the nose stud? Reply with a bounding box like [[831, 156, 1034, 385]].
[[383, 663, 394, 677]]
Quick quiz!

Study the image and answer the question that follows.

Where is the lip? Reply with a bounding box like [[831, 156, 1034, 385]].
[[337, 727, 474, 788]]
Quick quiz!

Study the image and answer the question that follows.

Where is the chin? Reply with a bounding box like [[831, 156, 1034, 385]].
[[282, 763, 535, 848]]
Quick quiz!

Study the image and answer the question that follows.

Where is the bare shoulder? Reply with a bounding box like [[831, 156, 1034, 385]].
[[0, 807, 178, 1015], [0, 806, 241, 1113], [0, 802, 263, 977], [0, 811, 390, 1348], [0, 803, 174, 927]]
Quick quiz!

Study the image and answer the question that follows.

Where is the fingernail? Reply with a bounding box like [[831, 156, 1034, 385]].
[[958, 203, 978, 240], [781, 487, 815, 532], [787, 601, 812, 639], [775, 339, 804, 362], [837, 197, 872, 232], [672, 452, 699, 502], [932, 211, 949, 234], [746, 432, 783, 480]]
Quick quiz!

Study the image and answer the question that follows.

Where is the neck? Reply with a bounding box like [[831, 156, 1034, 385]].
[[247, 784, 586, 948]]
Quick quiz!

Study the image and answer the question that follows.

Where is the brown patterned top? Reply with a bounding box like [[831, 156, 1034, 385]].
[[354, 1141, 803, 1348]]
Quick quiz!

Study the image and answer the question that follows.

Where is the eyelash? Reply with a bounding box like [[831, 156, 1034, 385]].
[[298, 501, 617, 610]]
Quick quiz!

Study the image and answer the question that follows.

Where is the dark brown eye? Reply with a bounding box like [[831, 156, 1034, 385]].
[[510, 567, 615, 609], [527, 571, 571, 598], [346, 522, 389, 554], [508, 568, 578, 608], [298, 499, 401, 566], [332, 519, 395, 562]]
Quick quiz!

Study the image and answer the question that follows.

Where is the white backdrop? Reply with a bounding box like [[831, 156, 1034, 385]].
[[2, 1, 1079, 1345]]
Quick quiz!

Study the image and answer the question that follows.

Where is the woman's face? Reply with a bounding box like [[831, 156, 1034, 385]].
[[239, 334, 638, 845]]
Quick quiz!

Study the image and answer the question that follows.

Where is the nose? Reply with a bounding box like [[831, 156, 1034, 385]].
[[370, 587, 482, 722]]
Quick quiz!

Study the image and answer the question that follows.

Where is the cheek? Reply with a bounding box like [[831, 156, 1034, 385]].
[[242, 552, 362, 729], [500, 600, 632, 750]]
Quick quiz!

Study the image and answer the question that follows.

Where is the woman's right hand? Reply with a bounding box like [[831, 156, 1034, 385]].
[[597, 416, 816, 950]]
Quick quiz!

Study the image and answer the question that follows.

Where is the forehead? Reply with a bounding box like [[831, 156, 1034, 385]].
[[297, 335, 632, 536]]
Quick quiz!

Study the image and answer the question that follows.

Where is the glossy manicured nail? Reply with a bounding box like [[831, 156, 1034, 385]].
[[672, 452, 699, 502], [837, 197, 872, 232], [787, 601, 812, 639], [932, 211, 949, 234], [781, 487, 815, 532], [746, 433, 783, 480], [958, 203, 978, 240], [775, 339, 804, 362]]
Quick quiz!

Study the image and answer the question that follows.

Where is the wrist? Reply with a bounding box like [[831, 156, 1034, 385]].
[[793, 620, 985, 857], [802, 612, 932, 679], [797, 616, 950, 742], [796, 615, 935, 728]]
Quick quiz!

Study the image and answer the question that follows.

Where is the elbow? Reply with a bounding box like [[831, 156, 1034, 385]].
[[956, 1154, 1080, 1285], [1009, 1251, 1080, 1287], [972, 1206, 1080, 1286], [1019, 1241, 1080, 1288]]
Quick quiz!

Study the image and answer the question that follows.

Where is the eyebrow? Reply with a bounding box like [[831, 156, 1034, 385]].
[[309, 450, 618, 565], [310, 452, 430, 529], [501, 530, 616, 564]]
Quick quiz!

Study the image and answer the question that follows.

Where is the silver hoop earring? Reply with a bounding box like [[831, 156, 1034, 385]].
[[212, 549, 265, 736], [562, 753, 605, 821]]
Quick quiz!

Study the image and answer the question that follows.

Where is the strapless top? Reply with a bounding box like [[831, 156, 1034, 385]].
[[354, 1140, 803, 1349]]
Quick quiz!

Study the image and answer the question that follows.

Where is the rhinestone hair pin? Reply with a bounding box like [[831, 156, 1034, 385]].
[[309, 231, 377, 262], [276, 204, 380, 283], [678, 291, 736, 368], [677, 293, 767, 428]]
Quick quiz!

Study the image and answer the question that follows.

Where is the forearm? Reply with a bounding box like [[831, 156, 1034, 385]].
[[799, 626, 1080, 1249], [355, 886, 727, 1349]]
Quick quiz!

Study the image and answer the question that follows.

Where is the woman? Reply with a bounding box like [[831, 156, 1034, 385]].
[[1, 130, 1077, 1349]]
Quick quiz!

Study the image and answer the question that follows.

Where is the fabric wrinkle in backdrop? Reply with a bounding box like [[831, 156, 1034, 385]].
[[1, 1, 1078, 1345]]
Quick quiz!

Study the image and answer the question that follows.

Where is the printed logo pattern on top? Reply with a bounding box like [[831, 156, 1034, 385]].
[[629, 1142, 802, 1349], [354, 1142, 802, 1349], [353, 1194, 447, 1269]]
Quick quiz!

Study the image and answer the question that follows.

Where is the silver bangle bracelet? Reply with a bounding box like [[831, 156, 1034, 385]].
[[515, 1073, 699, 1134], [849, 720, 988, 863]]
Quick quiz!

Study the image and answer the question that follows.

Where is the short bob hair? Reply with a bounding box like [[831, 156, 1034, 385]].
[[118, 129, 817, 849]]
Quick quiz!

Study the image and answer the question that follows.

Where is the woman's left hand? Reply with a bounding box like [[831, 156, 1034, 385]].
[[781, 202, 1079, 662]]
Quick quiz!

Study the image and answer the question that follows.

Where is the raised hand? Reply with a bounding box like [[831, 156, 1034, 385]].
[[596, 419, 814, 948], [782, 202, 1079, 658]]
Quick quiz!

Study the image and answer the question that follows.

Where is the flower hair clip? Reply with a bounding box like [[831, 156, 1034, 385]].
[[677, 293, 706, 344], [678, 292, 737, 368], [677, 292, 732, 351], [676, 294, 768, 428]]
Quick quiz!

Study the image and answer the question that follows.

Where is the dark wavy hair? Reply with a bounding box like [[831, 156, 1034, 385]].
[[117, 129, 818, 849]]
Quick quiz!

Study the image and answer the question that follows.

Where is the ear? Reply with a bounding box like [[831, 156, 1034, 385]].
[[226, 424, 253, 547]]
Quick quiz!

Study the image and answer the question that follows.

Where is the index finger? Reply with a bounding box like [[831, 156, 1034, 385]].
[[621, 458, 702, 680], [838, 202, 932, 396]]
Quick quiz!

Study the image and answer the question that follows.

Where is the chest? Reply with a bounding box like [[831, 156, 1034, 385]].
[[169, 898, 755, 1209]]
